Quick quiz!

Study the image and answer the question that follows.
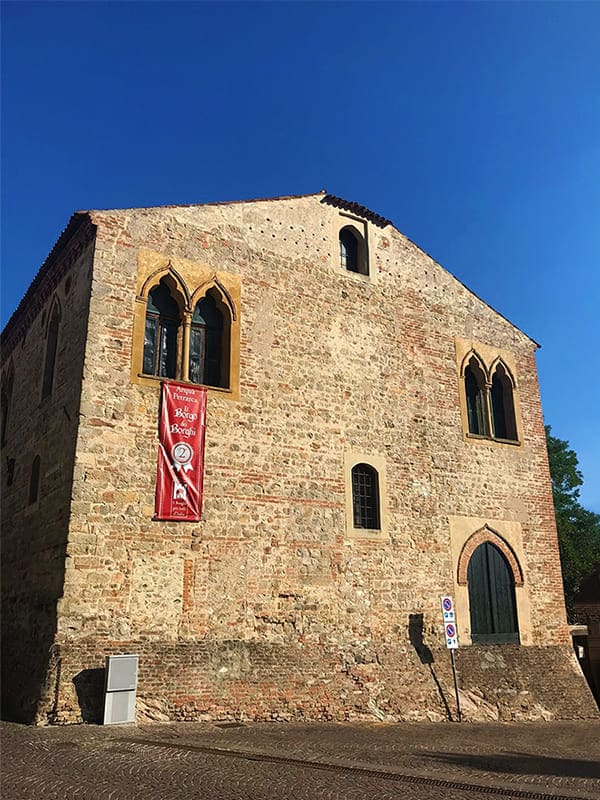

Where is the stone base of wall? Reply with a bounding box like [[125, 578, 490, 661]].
[[40, 638, 598, 725]]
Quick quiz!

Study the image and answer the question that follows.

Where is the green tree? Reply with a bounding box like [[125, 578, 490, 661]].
[[546, 426, 600, 619]]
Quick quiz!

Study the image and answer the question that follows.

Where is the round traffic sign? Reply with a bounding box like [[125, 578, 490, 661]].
[[442, 598, 453, 611], [445, 623, 456, 638]]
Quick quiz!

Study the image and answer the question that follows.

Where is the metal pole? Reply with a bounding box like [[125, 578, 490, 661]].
[[450, 649, 462, 722]]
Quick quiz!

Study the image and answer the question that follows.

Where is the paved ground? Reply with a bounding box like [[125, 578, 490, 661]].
[[2, 718, 600, 800]]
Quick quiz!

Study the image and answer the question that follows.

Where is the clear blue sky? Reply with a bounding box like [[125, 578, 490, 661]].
[[2, 1, 599, 510]]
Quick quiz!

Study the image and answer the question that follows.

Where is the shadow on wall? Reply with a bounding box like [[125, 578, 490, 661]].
[[1, 586, 66, 723], [408, 613, 454, 722], [73, 668, 106, 723]]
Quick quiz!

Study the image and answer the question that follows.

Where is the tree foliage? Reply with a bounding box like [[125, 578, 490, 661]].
[[545, 426, 600, 619]]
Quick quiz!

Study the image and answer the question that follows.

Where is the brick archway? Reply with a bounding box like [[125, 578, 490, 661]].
[[457, 526, 524, 586]]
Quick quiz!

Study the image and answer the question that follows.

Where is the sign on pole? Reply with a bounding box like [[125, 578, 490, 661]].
[[440, 595, 458, 649], [440, 594, 462, 722]]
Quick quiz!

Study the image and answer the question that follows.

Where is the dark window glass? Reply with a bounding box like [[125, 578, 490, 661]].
[[465, 359, 488, 436], [468, 542, 519, 644], [189, 294, 224, 388], [1, 369, 12, 447], [0, 388, 8, 446], [6, 457, 16, 487], [29, 455, 40, 504], [42, 304, 61, 399], [351, 463, 380, 529], [339, 228, 359, 272], [143, 282, 180, 379], [490, 374, 507, 439], [490, 365, 518, 441]]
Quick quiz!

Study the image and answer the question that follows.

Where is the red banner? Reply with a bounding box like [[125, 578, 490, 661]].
[[155, 382, 207, 521]]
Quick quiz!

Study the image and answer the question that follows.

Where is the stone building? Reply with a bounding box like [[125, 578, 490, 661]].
[[1, 191, 595, 724]]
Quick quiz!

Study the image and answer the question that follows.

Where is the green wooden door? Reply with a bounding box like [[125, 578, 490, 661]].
[[468, 542, 519, 644]]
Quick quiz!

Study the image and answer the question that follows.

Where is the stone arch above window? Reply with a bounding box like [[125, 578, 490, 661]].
[[140, 264, 191, 311], [339, 225, 368, 275], [191, 277, 237, 322], [457, 526, 524, 587]]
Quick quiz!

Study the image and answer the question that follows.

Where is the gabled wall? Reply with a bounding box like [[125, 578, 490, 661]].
[[0, 218, 96, 722], [5, 195, 594, 723]]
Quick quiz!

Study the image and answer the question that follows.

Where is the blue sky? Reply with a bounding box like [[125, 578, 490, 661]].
[[2, 1, 599, 510]]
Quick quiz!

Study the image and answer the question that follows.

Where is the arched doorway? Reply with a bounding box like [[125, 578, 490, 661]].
[[468, 542, 519, 644]]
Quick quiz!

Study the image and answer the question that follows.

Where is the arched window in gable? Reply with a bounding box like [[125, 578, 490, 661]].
[[42, 301, 61, 399], [464, 356, 489, 436], [339, 226, 368, 275], [351, 463, 380, 529], [29, 455, 41, 505], [467, 541, 519, 644], [143, 280, 181, 379], [189, 291, 228, 389], [490, 363, 517, 441]]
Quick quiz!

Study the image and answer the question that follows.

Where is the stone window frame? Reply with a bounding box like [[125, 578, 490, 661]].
[[343, 451, 388, 540], [332, 213, 372, 282], [448, 516, 533, 646], [131, 249, 241, 401], [455, 338, 524, 448]]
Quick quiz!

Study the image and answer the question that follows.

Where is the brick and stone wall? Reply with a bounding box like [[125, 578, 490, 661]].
[[0, 217, 96, 722], [3, 194, 595, 723]]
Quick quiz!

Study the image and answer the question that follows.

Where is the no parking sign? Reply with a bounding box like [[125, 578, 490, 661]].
[[440, 595, 459, 649]]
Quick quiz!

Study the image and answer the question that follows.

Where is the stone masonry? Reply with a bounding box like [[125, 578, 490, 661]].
[[1, 192, 595, 724]]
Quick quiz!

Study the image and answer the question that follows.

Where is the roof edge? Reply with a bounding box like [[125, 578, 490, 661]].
[[80, 190, 328, 215], [1, 212, 95, 352]]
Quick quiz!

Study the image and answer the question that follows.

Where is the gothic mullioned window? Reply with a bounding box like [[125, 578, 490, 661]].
[[139, 268, 235, 392], [461, 351, 519, 444]]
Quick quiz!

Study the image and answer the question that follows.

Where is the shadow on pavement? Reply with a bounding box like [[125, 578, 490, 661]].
[[423, 751, 600, 780]]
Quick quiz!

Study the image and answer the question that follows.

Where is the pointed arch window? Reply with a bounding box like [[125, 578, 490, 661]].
[[490, 363, 517, 441], [143, 280, 181, 379], [351, 463, 380, 529], [339, 226, 368, 275], [465, 356, 489, 436], [42, 301, 61, 399], [468, 542, 519, 644], [1, 364, 14, 447], [29, 455, 41, 505], [189, 292, 227, 388]]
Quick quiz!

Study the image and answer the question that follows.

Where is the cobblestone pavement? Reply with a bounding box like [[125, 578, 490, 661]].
[[2, 719, 600, 800]]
